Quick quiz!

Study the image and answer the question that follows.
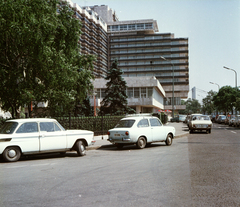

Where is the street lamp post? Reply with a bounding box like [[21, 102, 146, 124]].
[[161, 56, 175, 118], [93, 92, 97, 117], [223, 66, 238, 116], [209, 82, 220, 91], [223, 66, 237, 88], [209, 82, 220, 116]]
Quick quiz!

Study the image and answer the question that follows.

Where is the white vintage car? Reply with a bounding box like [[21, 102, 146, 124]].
[[0, 118, 95, 162], [107, 114, 175, 149], [188, 115, 212, 134]]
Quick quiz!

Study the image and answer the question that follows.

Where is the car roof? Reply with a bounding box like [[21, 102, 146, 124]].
[[6, 118, 57, 123], [123, 114, 158, 120]]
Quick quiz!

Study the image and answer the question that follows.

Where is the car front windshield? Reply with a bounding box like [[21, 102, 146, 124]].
[[193, 116, 210, 121], [0, 122, 19, 134], [115, 119, 135, 128]]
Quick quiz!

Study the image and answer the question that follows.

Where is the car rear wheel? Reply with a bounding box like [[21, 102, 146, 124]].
[[3, 146, 21, 162], [165, 133, 173, 146], [76, 141, 86, 156], [136, 137, 146, 149]]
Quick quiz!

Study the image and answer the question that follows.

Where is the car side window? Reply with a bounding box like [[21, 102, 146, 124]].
[[137, 119, 149, 128], [40, 122, 62, 132], [40, 122, 54, 132], [54, 123, 61, 131], [16, 122, 38, 133], [150, 118, 162, 127]]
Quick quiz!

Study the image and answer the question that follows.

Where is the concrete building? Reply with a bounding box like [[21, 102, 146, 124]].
[[92, 76, 165, 114], [63, 2, 190, 113], [91, 5, 189, 112], [63, 1, 109, 78]]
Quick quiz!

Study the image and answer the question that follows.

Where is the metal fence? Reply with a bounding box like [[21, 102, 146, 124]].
[[0, 113, 167, 136], [56, 115, 125, 135]]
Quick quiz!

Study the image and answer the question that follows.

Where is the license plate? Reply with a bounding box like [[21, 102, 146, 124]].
[[114, 134, 120, 136], [196, 124, 207, 128]]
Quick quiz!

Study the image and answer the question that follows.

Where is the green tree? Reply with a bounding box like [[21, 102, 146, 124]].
[[99, 60, 135, 115], [213, 86, 240, 114], [0, 0, 95, 117], [74, 96, 93, 116], [180, 98, 201, 114], [202, 90, 217, 115]]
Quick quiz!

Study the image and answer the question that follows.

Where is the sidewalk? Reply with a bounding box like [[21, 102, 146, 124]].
[[87, 122, 189, 150]]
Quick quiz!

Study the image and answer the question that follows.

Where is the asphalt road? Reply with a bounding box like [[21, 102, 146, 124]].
[[0, 123, 240, 207]]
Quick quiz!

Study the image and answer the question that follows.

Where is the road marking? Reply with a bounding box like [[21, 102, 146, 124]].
[[4, 163, 56, 169], [5, 165, 28, 169], [231, 131, 237, 134]]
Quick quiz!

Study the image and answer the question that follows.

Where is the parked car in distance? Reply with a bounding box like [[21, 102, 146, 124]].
[[171, 115, 187, 122], [107, 114, 175, 149], [188, 115, 212, 134], [179, 115, 187, 122], [233, 115, 240, 127], [170, 116, 179, 122], [211, 115, 216, 122], [229, 117, 235, 126], [216, 115, 226, 124], [0, 118, 95, 162]]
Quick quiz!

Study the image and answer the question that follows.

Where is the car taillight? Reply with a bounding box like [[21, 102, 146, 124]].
[[107, 131, 110, 135], [125, 131, 129, 135]]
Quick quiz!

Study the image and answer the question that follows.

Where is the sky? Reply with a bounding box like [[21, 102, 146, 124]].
[[74, 0, 240, 101]]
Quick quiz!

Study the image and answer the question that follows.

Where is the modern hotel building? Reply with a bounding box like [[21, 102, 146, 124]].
[[64, 1, 189, 113]]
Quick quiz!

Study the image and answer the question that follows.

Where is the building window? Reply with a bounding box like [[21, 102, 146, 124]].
[[147, 88, 153, 97], [141, 88, 147, 98], [134, 88, 139, 98], [101, 89, 106, 98], [120, 25, 127, 30], [137, 24, 144, 30], [127, 88, 134, 98], [112, 25, 119, 31], [128, 24, 136, 30], [145, 23, 153, 29]]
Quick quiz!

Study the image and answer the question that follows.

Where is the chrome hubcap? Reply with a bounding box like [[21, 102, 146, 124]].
[[168, 137, 171, 144], [80, 145, 85, 152], [8, 149, 17, 158]]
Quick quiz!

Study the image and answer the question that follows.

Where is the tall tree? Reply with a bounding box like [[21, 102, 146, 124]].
[[0, 0, 95, 117], [180, 98, 202, 114], [213, 86, 240, 114], [99, 60, 134, 115], [202, 90, 217, 115]]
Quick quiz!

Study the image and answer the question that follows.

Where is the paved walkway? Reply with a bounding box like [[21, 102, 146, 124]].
[[87, 122, 189, 150]]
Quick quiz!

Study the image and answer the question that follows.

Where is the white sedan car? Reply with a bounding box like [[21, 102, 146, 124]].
[[188, 115, 212, 134], [0, 118, 95, 162], [107, 114, 175, 149]]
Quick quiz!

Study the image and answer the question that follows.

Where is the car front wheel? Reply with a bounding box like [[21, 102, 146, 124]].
[[76, 141, 86, 156], [3, 146, 21, 162], [136, 137, 146, 149], [165, 133, 173, 146]]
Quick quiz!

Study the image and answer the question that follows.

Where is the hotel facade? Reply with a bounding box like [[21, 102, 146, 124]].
[[65, 1, 189, 113]]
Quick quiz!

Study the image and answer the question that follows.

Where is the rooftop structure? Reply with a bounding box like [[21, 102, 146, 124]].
[[92, 76, 165, 113]]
